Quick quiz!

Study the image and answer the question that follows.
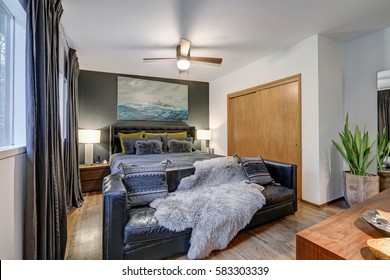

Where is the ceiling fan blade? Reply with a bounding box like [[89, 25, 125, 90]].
[[190, 56, 223, 64], [143, 57, 176, 61], [180, 38, 191, 57]]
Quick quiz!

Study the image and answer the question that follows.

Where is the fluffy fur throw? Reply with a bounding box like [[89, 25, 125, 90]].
[[150, 157, 266, 259]]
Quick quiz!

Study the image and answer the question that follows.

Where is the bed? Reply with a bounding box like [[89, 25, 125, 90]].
[[110, 125, 221, 177]]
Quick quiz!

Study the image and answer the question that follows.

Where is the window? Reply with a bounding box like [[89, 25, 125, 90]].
[[0, 0, 26, 151], [0, 0, 14, 147]]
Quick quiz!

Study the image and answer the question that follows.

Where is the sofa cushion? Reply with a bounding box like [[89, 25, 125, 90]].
[[239, 156, 275, 186], [262, 184, 295, 208], [124, 207, 191, 244], [122, 161, 170, 207]]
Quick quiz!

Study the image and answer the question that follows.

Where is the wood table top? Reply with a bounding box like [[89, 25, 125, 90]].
[[297, 189, 390, 260]]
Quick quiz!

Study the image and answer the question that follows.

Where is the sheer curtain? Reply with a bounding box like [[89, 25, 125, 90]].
[[24, 0, 67, 259], [378, 89, 390, 139], [65, 48, 83, 208]]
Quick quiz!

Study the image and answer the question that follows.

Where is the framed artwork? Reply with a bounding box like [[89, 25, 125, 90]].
[[117, 76, 189, 121]]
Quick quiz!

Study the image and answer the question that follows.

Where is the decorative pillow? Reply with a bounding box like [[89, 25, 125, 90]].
[[121, 160, 170, 207], [122, 137, 161, 154], [167, 139, 192, 153], [166, 131, 187, 138], [122, 137, 143, 154], [144, 132, 167, 138], [118, 131, 145, 153], [135, 140, 163, 155], [162, 136, 193, 152], [238, 155, 274, 186]]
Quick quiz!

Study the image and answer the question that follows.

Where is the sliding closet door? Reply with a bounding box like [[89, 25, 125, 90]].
[[228, 92, 258, 156], [228, 75, 301, 199]]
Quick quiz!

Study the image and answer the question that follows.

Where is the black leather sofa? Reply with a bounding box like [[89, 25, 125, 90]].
[[103, 160, 297, 260]]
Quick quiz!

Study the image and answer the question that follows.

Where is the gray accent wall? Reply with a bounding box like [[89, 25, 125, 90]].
[[78, 70, 209, 162]]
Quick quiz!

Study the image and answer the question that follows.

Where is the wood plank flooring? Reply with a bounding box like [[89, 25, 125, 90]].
[[65, 192, 348, 260], [65, 192, 103, 260]]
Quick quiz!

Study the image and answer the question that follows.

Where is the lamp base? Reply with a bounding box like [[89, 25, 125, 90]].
[[201, 140, 207, 153], [85, 143, 94, 165]]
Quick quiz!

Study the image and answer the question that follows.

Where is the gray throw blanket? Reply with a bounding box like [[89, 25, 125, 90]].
[[150, 157, 266, 259]]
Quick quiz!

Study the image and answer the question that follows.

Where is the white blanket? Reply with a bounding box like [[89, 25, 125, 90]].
[[150, 157, 266, 259]]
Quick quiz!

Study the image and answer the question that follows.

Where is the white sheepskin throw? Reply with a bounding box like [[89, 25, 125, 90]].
[[150, 157, 266, 259]]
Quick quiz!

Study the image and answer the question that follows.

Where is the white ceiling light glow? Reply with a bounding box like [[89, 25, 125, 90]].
[[177, 58, 190, 71]]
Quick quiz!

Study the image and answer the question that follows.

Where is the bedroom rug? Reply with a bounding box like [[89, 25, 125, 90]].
[[150, 156, 266, 259]]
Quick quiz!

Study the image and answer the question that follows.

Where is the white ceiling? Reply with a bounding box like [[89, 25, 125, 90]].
[[61, 0, 390, 82]]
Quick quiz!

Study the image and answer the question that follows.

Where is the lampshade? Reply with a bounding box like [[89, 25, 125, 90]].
[[177, 58, 190, 71], [197, 130, 211, 140], [79, 129, 101, 144]]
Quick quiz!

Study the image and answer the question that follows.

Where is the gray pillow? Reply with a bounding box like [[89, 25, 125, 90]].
[[167, 139, 192, 153], [135, 139, 163, 155], [161, 136, 193, 152], [238, 155, 274, 186], [121, 160, 170, 207], [122, 137, 143, 154], [123, 136, 162, 154]]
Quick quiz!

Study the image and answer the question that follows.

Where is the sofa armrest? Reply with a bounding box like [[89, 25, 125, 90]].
[[264, 159, 297, 211], [103, 174, 127, 260]]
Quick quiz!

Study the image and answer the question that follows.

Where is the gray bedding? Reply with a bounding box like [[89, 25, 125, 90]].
[[110, 151, 223, 174]]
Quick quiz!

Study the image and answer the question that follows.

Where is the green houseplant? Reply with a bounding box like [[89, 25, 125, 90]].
[[377, 128, 390, 191], [332, 114, 379, 206]]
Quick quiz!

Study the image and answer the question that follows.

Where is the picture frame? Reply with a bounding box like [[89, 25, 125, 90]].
[[117, 76, 189, 121]]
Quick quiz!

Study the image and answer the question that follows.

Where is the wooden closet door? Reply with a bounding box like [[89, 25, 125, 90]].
[[228, 92, 258, 156], [228, 75, 301, 199], [255, 82, 300, 164]]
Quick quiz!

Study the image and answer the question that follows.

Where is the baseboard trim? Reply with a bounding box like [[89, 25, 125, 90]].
[[301, 196, 344, 208]]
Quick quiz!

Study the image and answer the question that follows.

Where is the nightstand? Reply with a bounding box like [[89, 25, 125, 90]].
[[79, 163, 110, 192]]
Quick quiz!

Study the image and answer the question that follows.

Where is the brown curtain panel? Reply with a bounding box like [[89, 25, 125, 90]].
[[24, 0, 67, 259], [65, 48, 83, 208], [378, 89, 390, 139]]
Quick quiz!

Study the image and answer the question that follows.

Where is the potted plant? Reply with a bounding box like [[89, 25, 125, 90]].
[[377, 128, 390, 191], [332, 114, 379, 207]]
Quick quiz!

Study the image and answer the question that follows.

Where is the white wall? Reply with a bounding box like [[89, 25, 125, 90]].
[[210, 27, 390, 205], [0, 149, 26, 259], [210, 35, 323, 204], [318, 35, 344, 204], [342, 27, 390, 174]]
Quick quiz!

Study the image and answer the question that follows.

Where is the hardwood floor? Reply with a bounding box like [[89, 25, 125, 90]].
[[65, 192, 348, 260], [65, 192, 102, 260]]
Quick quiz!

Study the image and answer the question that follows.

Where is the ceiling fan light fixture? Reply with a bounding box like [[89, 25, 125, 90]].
[[177, 58, 190, 71]]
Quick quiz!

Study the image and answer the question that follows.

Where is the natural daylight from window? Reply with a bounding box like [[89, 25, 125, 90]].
[[0, 0, 14, 147]]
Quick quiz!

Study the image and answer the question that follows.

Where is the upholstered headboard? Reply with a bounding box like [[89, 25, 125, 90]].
[[109, 124, 196, 155]]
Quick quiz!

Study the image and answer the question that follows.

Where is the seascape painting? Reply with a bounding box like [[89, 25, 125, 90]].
[[117, 77, 189, 121]]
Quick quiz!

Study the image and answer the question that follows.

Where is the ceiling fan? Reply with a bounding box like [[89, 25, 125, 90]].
[[143, 38, 223, 72]]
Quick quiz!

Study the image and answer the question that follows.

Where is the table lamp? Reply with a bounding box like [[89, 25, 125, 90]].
[[79, 129, 101, 165], [196, 129, 211, 152]]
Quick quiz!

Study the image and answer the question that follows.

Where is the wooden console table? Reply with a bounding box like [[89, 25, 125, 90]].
[[296, 189, 390, 260]]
